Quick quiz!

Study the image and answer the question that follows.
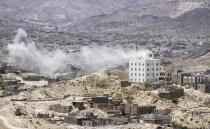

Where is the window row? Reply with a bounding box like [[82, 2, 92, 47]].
[[130, 63, 159, 66], [130, 73, 159, 76], [130, 78, 159, 82], [130, 68, 160, 71]]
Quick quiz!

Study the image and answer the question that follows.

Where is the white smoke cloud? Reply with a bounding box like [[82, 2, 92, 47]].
[[77, 46, 129, 71], [73, 46, 150, 73], [8, 28, 69, 76], [7, 28, 151, 77]]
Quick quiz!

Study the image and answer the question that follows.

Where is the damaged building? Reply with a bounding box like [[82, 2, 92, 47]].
[[121, 104, 156, 116], [22, 73, 44, 81], [159, 67, 173, 82], [72, 100, 85, 110], [0, 78, 24, 96], [173, 70, 210, 93], [91, 96, 122, 116], [140, 114, 171, 125], [158, 86, 184, 99], [49, 104, 73, 113]]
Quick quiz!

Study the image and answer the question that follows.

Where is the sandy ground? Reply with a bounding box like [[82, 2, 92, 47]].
[[0, 116, 26, 129], [0, 119, 10, 129]]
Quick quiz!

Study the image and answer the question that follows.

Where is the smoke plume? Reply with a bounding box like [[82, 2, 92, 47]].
[[73, 46, 150, 73], [8, 28, 69, 75], [8, 28, 151, 77]]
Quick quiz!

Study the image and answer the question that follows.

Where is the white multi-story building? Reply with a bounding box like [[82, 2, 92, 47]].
[[129, 51, 160, 83]]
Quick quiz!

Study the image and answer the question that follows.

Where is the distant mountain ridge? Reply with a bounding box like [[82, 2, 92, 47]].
[[0, 0, 208, 26], [0, 0, 159, 25], [72, 0, 209, 31]]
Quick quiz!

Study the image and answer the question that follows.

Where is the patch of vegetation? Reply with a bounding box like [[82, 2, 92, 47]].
[[2, 90, 12, 96], [181, 126, 188, 129], [124, 90, 134, 104], [171, 97, 179, 104], [132, 86, 141, 91], [125, 95, 134, 104], [144, 81, 150, 89]]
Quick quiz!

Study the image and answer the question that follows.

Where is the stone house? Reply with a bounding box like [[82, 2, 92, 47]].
[[93, 103, 121, 116], [122, 104, 156, 116], [140, 114, 171, 125], [119, 80, 131, 87], [158, 86, 184, 99], [0, 79, 20, 92], [137, 105, 156, 115], [91, 96, 109, 104], [49, 104, 73, 113], [159, 67, 173, 82], [72, 101, 85, 110], [196, 74, 210, 93], [109, 117, 129, 125]]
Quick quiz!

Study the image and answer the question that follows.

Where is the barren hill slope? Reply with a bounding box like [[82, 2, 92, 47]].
[[0, 0, 159, 25], [72, 0, 209, 31]]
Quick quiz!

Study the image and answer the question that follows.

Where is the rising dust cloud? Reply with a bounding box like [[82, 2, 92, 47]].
[[7, 28, 147, 76], [8, 28, 69, 75]]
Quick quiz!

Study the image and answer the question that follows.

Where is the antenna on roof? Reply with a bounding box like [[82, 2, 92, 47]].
[[136, 43, 138, 53]]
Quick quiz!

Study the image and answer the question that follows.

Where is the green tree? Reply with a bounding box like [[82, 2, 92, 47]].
[[181, 126, 188, 129], [125, 95, 134, 104], [171, 97, 178, 104], [144, 81, 150, 89]]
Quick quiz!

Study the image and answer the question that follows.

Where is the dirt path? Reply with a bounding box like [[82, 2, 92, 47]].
[[0, 116, 26, 129], [0, 119, 10, 129]]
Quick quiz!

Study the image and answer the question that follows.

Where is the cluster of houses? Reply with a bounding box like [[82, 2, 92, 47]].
[[33, 96, 172, 127], [172, 69, 210, 93], [0, 75, 25, 97]]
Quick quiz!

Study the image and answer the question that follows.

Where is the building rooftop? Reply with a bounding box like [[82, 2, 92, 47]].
[[129, 50, 155, 60]]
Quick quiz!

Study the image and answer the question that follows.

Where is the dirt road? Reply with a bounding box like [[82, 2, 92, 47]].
[[0, 116, 26, 129]]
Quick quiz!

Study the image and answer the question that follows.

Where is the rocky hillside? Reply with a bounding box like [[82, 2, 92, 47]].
[[0, 0, 159, 25], [0, 0, 208, 26], [72, 0, 209, 31]]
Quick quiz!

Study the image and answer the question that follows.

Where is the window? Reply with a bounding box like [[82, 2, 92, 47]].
[[139, 68, 141, 71], [135, 63, 137, 66], [142, 74, 144, 76], [142, 63, 144, 66], [142, 69, 144, 71], [139, 74, 141, 76], [131, 68, 133, 71], [131, 73, 133, 76], [156, 63, 159, 66], [156, 68, 159, 71], [142, 79, 144, 81], [147, 68, 149, 71], [147, 64, 149, 66], [135, 68, 137, 71], [135, 73, 137, 76], [131, 63, 133, 66], [156, 73, 159, 76], [147, 74, 149, 76], [139, 63, 141, 66]]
